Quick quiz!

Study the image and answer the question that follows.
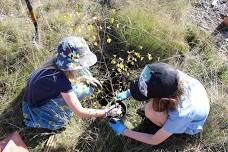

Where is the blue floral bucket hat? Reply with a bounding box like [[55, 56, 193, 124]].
[[55, 36, 97, 71]]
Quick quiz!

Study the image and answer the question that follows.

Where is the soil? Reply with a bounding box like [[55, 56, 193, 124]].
[[189, 0, 228, 52]]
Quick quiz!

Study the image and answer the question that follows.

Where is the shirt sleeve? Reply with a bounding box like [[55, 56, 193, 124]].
[[56, 72, 73, 93], [163, 112, 192, 134]]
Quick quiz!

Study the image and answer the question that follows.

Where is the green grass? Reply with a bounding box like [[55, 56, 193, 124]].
[[220, 70, 228, 84], [0, 0, 227, 151], [106, 0, 191, 58]]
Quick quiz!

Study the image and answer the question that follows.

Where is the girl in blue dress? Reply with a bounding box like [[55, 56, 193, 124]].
[[22, 36, 121, 130]]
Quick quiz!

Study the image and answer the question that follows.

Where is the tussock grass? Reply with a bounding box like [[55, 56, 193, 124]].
[[109, 0, 191, 57]]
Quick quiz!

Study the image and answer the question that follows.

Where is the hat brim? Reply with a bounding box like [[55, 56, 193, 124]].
[[78, 51, 97, 69], [130, 81, 150, 101], [56, 51, 97, 71]]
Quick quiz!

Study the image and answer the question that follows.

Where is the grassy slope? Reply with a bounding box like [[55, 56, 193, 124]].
[[0, 0, 227, 151]]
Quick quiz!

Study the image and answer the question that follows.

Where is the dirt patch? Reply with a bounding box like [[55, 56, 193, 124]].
[[189, 0, 228, 52]]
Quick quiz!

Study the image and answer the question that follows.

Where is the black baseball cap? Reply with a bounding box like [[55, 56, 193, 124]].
[[130, 62, 178, 101]]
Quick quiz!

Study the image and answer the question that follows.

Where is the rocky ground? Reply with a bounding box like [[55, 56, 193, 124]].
[[190, 0, 228, 53]]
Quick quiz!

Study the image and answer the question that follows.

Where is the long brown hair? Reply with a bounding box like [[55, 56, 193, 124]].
[[151, 78, 184, 112], [40, 57, 75, 80]]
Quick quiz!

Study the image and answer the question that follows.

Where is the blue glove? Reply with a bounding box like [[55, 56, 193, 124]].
[[109, 118, 126, 135], [115, 89, 131, 101]]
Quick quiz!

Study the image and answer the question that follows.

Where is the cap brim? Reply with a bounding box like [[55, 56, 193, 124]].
[[78, 52, 97, 68], [130, 81, 150, 101]]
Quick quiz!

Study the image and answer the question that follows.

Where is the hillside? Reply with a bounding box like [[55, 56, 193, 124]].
[[0, 0, 227, 151]]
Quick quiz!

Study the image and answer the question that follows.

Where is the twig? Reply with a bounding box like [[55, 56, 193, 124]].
[[97, 4, 116, 102], [43, 134, 55, 152]]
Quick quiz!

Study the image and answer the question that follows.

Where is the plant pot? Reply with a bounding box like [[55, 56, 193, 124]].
[[107, 101, 127, 120]]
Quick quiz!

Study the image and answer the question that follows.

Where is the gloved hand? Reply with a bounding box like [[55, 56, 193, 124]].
[[115, 89, 131, 101], [109, 118, 126, 135], [105, 103, 122, 117]]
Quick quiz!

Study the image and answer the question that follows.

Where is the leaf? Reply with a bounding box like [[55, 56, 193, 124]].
[[147, 53, 152, 60], [139, 45, 143, 49], [117, 68, 122, 73], [119, 63, 124, 69], [107, 38, 112, 43], [134, 52, 141, 58], [110, 18, 114, 24], [87, 24, 93, 31], [111, 59, 117, 64], [94, 42, 98, 46]]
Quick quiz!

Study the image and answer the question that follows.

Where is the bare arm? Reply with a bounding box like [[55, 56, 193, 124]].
[[123, 127, 172, 145], [61, 91, 106, 118]]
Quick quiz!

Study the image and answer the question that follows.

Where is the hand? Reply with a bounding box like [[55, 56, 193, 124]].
[[109, 118, 126, 135], [115, 89, 131, 101], [105, 103, 122, 117], [79, 76, 102, 89]]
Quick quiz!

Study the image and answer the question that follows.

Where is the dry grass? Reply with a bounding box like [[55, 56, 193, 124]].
[[0, 0, 227, 152]]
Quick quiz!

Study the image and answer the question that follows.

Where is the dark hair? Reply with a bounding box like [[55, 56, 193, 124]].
[[151, 76, 184, 112]]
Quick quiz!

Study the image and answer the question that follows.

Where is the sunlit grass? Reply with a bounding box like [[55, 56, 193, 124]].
[[0, 0, 227, 151]]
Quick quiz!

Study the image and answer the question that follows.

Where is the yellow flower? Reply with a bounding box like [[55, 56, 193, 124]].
[[139, 45, 143, 49], [116, 23, 120, 28]]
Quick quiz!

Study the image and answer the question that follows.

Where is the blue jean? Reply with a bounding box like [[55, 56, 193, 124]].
[[22, 83, 94, 130]]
